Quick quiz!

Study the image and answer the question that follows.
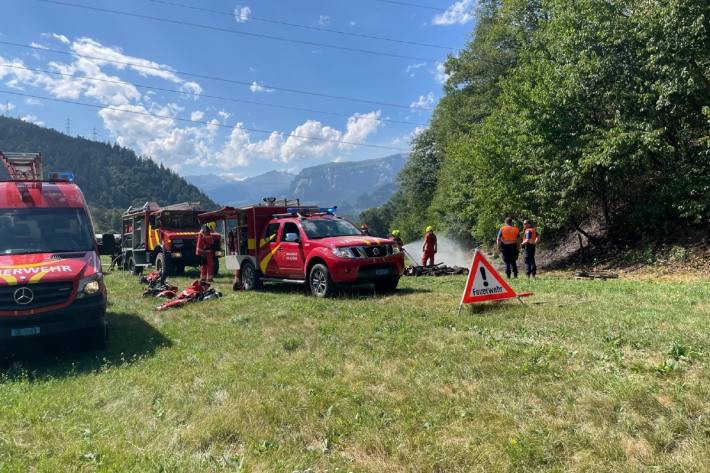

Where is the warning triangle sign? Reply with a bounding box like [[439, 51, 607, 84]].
[[460, 250, 517, 305]]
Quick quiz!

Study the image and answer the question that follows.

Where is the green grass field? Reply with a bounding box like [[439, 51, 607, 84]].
[[1, 267, 709, 472]]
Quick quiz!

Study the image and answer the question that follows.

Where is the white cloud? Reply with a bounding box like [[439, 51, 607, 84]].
[[249, 81, 274, 93], [21, 115, 44, 126], [52, 33, 70, 44], [30, 42, 49, 50], [1, 102, 16, 114], [410, 92, 435, 110], [234, 5, 251, 23], [349, 21, 357, 26], [433, 0, 477, 25], [25, 97, 43, 106], [434, 62, 450, 84], [0, 34, 384, 172], [181, 81, 202, 96], [318, 15, 331, 26], [211, 111, 383, 169], [405, 62, 427, 77]]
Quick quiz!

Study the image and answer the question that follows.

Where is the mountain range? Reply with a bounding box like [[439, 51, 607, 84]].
[[186, 153, 408, 216]]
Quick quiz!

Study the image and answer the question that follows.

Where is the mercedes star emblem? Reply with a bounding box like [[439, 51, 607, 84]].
[[13, 287, 34, 305]]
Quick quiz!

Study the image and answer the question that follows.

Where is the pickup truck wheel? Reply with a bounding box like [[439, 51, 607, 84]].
[[309, 263, 334, 298], [241, 261, 261, 290], [375, 277, 400, 294]]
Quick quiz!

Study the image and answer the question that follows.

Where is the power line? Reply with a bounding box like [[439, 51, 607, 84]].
[[0, 41, 426, 110], [0, 63, 428, 126], [145, 0, 455, 51], [36, 0, 439, 62], [368, 0, 449, 12], [0, 89, 409, 152]]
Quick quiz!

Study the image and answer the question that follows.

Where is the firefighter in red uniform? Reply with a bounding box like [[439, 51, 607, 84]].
[[522, 219, 539, 278], [497, 217, 520, 279], [422, 225, 437, 266], [196, 223, 215, 285]]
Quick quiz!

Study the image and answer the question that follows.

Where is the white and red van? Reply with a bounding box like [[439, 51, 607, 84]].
[[0, 152, 108, 350]]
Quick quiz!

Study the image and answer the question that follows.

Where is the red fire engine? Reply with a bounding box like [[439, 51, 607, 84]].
[[0, 152, 109, 349], [198, 198, 405, 297], [121, 202, 221, 276]]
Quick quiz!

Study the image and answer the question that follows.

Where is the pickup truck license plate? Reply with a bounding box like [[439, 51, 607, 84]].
[[11, 327, 41, 337], [376, 269, 390, 276]]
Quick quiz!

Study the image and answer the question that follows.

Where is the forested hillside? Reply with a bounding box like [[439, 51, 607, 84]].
[[364, 0, 709, 245], [0, 117, 215, 231]]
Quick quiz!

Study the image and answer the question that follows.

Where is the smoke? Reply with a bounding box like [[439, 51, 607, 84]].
[[403, 235, 474, 268]]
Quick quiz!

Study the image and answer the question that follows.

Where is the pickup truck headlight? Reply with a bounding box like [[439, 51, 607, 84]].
[[77, 273, 104, 298], [333, 247, 356, 258], [390, 245, 401, 254]]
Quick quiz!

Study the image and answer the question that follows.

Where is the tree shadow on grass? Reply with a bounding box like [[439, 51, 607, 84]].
[[0, 311, 171, 380]]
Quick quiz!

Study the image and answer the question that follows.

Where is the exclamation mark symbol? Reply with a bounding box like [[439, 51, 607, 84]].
[[480, 267, 489, 287]]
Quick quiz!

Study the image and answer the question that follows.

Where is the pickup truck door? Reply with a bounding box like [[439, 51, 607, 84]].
[[258, 222, 281, 277], [277, 222, 306, 279]]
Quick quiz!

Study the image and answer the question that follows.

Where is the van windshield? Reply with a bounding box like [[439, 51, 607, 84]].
[[301, 218, 363, 239], [0, 208, 95, 255]]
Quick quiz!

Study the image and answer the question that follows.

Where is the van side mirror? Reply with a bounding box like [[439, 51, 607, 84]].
[[99, 233, 116, 256], [285, 232, 300, 243]]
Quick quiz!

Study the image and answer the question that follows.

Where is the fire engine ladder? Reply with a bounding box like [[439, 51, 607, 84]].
[[0, 152, 43, 180]]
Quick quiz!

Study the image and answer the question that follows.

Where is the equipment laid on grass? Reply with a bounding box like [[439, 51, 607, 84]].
[[197, 198, 405, 297], [574, 270, 619, 280], [120, 202, 221, 277], [155, 280, 222, 311], [140, 270, 178, 297], [404, 263, 469, 276], [458, 250, 533, 313]]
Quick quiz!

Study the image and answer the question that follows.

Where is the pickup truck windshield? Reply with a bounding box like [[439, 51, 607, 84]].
[[301, 219, 362, 239], [159, 212, 200, 229], [0, 208, 95, 255]]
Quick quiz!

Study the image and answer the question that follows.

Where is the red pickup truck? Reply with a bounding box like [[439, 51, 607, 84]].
[[199, 201, 405, 297]]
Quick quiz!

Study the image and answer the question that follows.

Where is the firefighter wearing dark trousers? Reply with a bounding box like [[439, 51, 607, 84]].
[[422, 226, 437, 266], [497, 217, 520, 279], [522, 220, 539, 278], [196, 224, 215, 284]]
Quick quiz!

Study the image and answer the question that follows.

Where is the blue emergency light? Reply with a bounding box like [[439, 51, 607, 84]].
[[319, 206, 337, 215], [48, 172, 75, 182]]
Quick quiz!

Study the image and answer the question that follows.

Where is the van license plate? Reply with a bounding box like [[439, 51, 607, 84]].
[[376, 269, 390, 276], [11, 327, 41, 337]]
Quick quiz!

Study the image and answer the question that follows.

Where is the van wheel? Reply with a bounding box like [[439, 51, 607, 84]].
[[155, 252, 173, 276], [375, 277, 399, 294], [241, 261, 261, 291], [309, 264, 334, 298]]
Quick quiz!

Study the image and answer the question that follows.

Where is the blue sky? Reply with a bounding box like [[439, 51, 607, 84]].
[[0, 0, 476, 178]]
